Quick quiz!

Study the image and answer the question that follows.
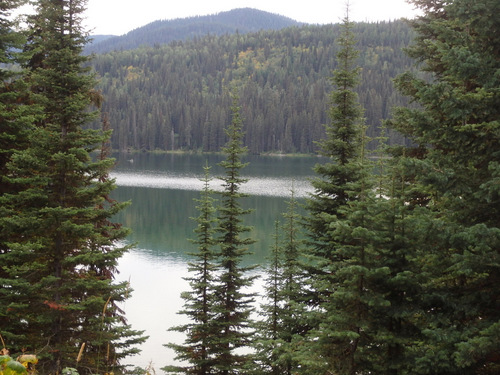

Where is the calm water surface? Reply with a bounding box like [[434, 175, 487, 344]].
[[111, 153, 320, 371]]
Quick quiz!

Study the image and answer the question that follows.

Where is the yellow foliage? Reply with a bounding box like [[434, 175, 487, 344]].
[[125, 66, 143, 81]]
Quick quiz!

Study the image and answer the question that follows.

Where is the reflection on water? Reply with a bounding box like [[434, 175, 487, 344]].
[[111, 171, 313, 198], [117, 250, 189, 370], [112, 154, 320, 372]]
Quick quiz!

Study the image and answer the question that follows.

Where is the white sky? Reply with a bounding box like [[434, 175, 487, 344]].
[[84, 0, 419, 35]]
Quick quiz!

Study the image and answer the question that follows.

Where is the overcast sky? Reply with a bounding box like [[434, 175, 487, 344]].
[[84, 0, 419, 35]]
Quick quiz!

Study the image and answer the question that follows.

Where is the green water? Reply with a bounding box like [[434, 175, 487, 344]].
[[110, 153, 320, 371]]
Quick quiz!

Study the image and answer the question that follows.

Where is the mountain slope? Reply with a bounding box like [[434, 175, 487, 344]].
[[87, 8, 303, 54], [91, 22, 415, 154]]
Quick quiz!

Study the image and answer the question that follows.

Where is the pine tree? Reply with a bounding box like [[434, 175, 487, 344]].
[[1, 0, 32, 276], [276, 187, 307, 375], [165, 164, 219, 375], [303, 9, 364, 268], [255, 189, 306, 375], [299, 9, 386, 374], [0, 1, 145, 373], [364, 134, 423, 374], [212, 91, 257, 374], [0, 0, 35, 222], [1, 0, 37, 348], [388, 0, 500, 373], [254, 220, 283, 375]]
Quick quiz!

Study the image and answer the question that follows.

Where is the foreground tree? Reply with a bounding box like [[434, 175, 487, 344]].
[[212, 92, 257, 374], [253, 221, 283, 375], [255, 189, 306, 375], [0, 0, 34, 230], [301, 7, 364, 363], [165, 164, 219, 374], [0, 1, 144, 373], [299, 9, 396, 374], [1, 0, 34, 302], [388, 0, 500, 373]]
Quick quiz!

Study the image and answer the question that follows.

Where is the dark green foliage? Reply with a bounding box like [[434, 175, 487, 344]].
[[165, 165, 219, 374], [0, 0, 36, 354], [303, 13, 365, 280], [360, 143, 423, 374], [254, 189, 307, 375], [387, 0, 500, 373], [253, 221, 282, 375], [212, 92, 257, 374], [300, 13, 372, 374], [0, 0, 34, 229], [0, 1, 145, 373], [89, 21, 415, 154]]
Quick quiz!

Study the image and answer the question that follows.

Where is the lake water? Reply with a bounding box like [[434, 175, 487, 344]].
[[111, 153, 321, 372]]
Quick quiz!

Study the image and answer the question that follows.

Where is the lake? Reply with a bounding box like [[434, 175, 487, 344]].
[[111, 153, 321, 372]]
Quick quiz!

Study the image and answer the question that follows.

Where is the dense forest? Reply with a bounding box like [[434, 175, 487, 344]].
[[90, 21, 415, 153], [2, 0, 499, 374]]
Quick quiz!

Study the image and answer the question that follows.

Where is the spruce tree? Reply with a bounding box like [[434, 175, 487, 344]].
[[255, 189, 306, 375], [254, 220, 282, 375], [0, 1, 145, 373], [0, 0, 34, 224], [276, 188, 307, 375], [0, 0, 31, 351], [299, 10, 387, 374], [301, 5, 364, 314], [388, 0, 500, 373], [212, 92, 257, 374], [303, 9, 364, 269], [0, 0, 38, 347], [365, 138, 423, 374], [165, 164, 219, 375]]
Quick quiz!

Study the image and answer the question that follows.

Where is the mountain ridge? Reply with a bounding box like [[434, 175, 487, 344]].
[[87, 8, 304, 54]]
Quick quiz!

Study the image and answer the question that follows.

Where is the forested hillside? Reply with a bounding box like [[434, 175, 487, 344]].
[[87, 8, 303, 54], [91, 21, 415, 154]]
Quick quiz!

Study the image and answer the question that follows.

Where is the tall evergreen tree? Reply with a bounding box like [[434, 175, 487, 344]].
[[254, 220, 283, 375], [0, 0, 34, 216], [388, 0, 500, 373], [165, 164, 219, 375], [0, 1, 145, 373], [303, 9, 364, 269], [1, 0, 34, 285], [212, 92, 257, 374], [299, 9, 387, 374], [361, 136, 423, 374], [255, 189, 306, 375]]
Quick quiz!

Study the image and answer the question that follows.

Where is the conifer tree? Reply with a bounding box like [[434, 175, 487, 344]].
[[255, 189, 306, 375], [0, 0, 35, 350], [212, 92, 257, 374], [300, 9, 385, 374], [0, 0, 34, 220], [254, 220, 282, 375], [388, 0, 500, 373], [276, 188, 307, 374], [363, 136, 423, 374], [0, 1, 145, 373], [165, 164, 219, 375], [303, 9, 364, 269]]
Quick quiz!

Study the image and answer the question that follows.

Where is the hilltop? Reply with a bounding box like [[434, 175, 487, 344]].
[[87, 8, 304, 54]]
